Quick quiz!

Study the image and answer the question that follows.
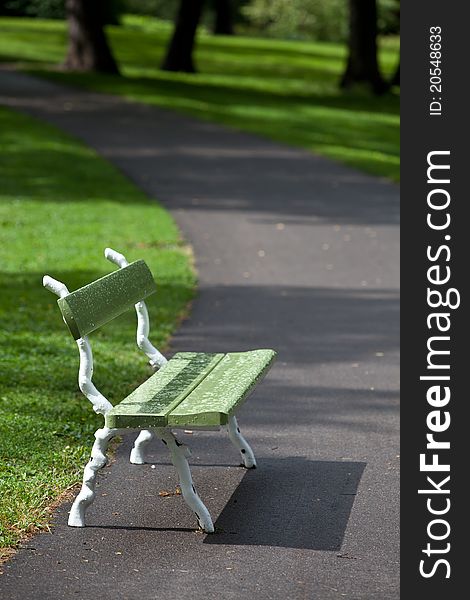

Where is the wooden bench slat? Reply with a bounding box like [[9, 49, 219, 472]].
[[168, 349, 276, 427], [104, 352, 224, 429], [104, 349, 276, 429], [58, 260, 156, 340]]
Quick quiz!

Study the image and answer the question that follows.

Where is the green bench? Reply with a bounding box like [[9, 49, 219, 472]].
[[43, 248, 276, 532]]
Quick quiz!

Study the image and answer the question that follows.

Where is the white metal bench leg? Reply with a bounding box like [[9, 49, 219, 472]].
[[157, 429, 214, 533], [227, 415, 257, 468], [130, 429, 154, 464], [68, 427, 118, 527]]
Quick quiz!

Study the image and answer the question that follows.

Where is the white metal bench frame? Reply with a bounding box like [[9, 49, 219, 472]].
[[43, 248, 256, 533]]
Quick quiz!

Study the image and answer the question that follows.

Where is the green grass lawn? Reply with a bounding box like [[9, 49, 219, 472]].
[[0, 16, 400, 180], [0, 106, 194, 555]]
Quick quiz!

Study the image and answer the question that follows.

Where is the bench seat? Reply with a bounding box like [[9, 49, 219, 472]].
[[105, 349, 276, 429]]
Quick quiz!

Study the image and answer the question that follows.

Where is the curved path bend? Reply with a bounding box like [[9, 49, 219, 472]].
[[0, 70, 399, 600]]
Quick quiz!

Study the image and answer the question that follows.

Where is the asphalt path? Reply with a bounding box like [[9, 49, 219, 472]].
[[0, 70, 400, 600]]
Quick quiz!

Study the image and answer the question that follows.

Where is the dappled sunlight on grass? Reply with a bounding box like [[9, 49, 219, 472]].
[[0, 16, 399, 180], [0, 106, 195, 549]]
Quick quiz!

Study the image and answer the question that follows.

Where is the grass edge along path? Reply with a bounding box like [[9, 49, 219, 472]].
[[0, 105, 195, 557], [0, 16, 400, 181]]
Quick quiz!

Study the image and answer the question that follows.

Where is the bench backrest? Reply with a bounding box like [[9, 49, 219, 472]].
[[57, 260, 157, 340]]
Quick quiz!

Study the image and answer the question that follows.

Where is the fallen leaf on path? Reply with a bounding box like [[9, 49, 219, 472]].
[[158, 488, 181, 497]]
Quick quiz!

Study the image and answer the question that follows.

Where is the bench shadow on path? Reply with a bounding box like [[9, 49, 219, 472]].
[[204, 457, 366, 551], [86, 454, 366, 552]]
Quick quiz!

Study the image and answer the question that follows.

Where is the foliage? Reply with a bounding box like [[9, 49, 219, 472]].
[[242, 0, 399, 41], [377, 0, 399, 35], [1, 0, 65, 18], [242, 0, 348, 42], [123, 0, 177, 20], [0, 106, 195, 550], [0, 0, 124, 23], [122, 0, 230, 33], [0, 0, 400, 40]]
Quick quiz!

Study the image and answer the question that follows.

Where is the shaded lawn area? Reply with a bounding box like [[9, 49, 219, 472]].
[[0, 16, 400, 180], [0, 106, 195, 553]]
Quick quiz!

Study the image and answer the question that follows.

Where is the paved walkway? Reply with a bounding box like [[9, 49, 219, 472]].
[[0, 70, 399, 599]]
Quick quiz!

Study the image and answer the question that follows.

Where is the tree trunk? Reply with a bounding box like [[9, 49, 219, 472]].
[[340, 0, 387, 94], [391, 62, 400, 86], [213, 0, 234, 35], [64, 0, 119, 74], [161, 0, 205, 72]]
